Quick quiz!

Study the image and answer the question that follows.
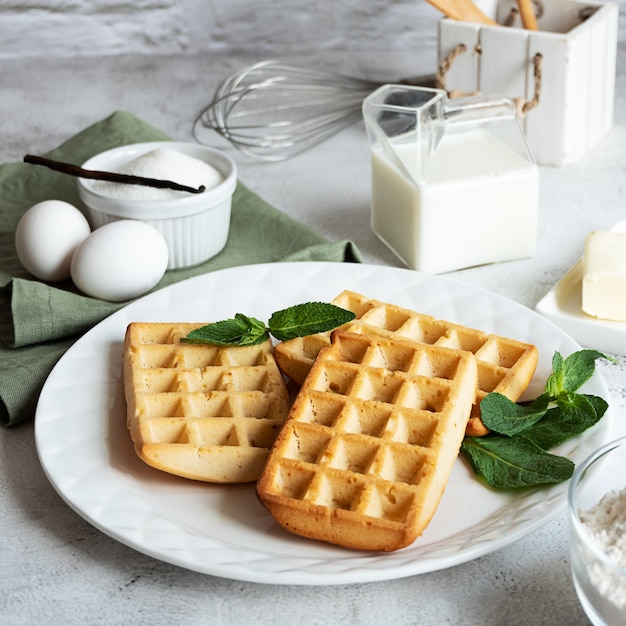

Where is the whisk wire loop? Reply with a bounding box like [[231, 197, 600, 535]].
[[193, 59, 433, 161], [193, 60, 382, 161]]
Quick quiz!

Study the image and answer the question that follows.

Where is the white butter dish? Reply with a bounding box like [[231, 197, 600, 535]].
[[535, 221, 626, 356]]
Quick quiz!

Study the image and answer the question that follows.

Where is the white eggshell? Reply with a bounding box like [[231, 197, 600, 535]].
[[15, 200, 91, 281], [70, 220, 169, 302]]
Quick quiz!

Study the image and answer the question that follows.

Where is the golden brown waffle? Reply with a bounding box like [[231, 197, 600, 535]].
[[273, 291, 538, 436], [123, 322, 290, 483], [257, 330, 478, 551]]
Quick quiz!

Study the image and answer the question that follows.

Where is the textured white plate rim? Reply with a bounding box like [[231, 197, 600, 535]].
[[34, 262, 613, 586]]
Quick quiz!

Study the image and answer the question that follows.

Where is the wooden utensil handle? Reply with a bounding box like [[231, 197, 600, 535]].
[[424, 0, 498, 25], [516, 0, 539, 30]]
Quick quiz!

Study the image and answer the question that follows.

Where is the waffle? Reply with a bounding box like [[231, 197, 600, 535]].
[[273, 291, 538, 436], [257, 330, 478, 551], [123, 322, 290, 483]]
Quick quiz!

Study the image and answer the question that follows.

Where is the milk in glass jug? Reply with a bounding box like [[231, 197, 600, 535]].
[[362, 85, 539, 274]]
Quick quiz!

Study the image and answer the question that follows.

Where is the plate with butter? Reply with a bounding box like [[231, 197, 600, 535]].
[[536, 221, 626, 356]]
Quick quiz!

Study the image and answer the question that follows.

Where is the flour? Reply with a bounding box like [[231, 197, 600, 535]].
[[580, 486, 626, 611], [92, 148, 224, 200]]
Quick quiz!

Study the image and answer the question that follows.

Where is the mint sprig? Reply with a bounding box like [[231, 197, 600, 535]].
[[181, 302, 356, 346], [461, 349, 616, 489]]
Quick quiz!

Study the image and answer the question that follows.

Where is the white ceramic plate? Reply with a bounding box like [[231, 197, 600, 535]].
[[35, 262, 613, 585], [536, 221, 626, 356]]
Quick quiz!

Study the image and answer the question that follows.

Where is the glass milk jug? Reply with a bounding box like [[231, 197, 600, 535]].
[[362, 85, 539, 274]]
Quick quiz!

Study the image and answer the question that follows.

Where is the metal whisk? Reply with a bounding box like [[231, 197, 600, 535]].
[[192, 60, 435, 162]]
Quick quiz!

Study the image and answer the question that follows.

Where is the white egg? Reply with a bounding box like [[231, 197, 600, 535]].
[[15, 200, 91, 282], [70, 220, 169, 302]]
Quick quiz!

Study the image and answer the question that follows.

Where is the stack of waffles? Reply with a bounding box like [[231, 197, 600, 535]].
[[122, 292, 538, 551]]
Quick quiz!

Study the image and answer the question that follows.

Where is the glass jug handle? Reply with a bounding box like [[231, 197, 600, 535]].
[[443, 95, 517, 124]]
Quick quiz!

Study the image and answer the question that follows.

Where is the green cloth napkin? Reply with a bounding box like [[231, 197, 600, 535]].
[[0, 111, 361, 427]]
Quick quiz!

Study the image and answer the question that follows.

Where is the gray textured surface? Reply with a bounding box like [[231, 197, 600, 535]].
[[2, 3, 626, 624], [0, 0, 444, 58]]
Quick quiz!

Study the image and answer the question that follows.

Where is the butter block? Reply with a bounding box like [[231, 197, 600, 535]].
[[582, 231, 626, 322]]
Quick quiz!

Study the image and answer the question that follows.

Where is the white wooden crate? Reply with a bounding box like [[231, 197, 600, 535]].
[[438, 0, 618, 166]]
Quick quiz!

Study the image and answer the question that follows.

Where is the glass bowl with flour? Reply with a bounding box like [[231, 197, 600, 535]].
[[569, 436, 626, 625], [78, 142, 237, 269]]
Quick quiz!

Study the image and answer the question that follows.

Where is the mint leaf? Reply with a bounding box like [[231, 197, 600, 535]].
[[480, 392, 550, 436], [544, 351, 565, 397], [521, 398, 606, 450], [461, 435, 575, 488], [555, 389, 608, 422], [182, 301, 356, 346], [583, 393, 610, 419], [559, 350, 616, 392], [181, 314, 268, 346], [269, 302, 355, 341], [545, 350, 614, 395]]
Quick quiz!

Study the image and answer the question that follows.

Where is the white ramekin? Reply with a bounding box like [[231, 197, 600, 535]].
[[77, 141, 237, 270]]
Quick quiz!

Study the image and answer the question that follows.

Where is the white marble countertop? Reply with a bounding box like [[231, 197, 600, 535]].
[[2, 39, 626, 625]]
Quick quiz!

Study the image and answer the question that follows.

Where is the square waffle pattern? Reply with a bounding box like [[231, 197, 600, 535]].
[[257, 331, 478, 551], [123, 322, 290, 483], [273, 291, 538, 436]]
